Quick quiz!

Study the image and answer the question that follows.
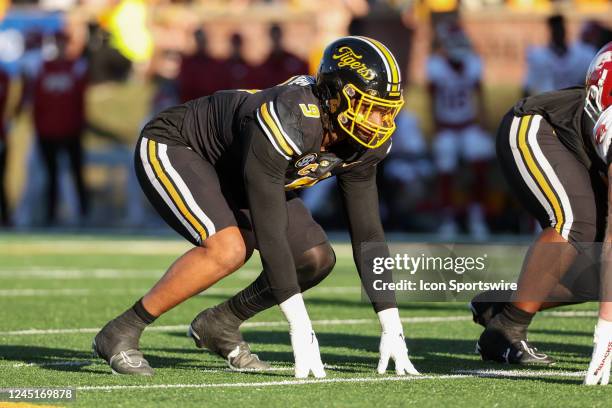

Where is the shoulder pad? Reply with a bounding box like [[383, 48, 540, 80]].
[[278, 75, 316, 87], [256, 86, 322, 159]]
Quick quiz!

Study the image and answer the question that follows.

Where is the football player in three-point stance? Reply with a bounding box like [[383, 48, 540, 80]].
[[93, 36, 419, 378], [471, 43, 612, 377]]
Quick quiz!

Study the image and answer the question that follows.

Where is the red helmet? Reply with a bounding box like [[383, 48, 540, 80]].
[[585, 42, 612, 123]]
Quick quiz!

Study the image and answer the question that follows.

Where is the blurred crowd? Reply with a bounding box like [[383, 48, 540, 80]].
[[0, 0, 612, 239]]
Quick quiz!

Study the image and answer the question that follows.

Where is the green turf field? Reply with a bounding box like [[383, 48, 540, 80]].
[[1, 234, 611, 407]]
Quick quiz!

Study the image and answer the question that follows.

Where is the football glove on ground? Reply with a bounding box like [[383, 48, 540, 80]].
[[280, 294, 326, 378], [585, 318, 612, 385], [377, 308, 420, 376]]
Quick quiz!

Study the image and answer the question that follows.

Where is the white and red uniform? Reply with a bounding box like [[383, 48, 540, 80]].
[[426, 52, 494, 173], [524, 42, 596, 96], [33, 58, 87, 139]]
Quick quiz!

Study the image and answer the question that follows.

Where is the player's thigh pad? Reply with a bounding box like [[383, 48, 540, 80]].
[[135, 136, 237, 246], [461, 125, 495, 162], [497, 112, 599, 245], [433, 129, 460, 172]]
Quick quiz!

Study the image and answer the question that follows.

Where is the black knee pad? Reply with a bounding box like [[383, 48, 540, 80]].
[[296, 243, 336, 291]]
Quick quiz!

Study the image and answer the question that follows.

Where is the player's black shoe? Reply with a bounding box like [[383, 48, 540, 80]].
[[189, 303, 270, 370], [92, 318, 154, 376], [476, 316, 554, 365], [469, 291, 508, 327]]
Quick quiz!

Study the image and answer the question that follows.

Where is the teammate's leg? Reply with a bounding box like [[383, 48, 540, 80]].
[[477, 113, 601, 364], [93, 137, 250, 375]]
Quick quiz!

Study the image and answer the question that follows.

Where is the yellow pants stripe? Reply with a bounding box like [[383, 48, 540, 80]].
[[147, 140, 207, 242], [517, 115, 564, 234]]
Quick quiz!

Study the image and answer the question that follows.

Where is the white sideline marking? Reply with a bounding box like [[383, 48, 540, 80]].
[[0, 286, 360, 297], [0, 316, 470, 336]]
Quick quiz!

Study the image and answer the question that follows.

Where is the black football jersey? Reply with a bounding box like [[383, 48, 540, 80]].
[[513, 87, 603, 171], [143, 75, 390, 191]]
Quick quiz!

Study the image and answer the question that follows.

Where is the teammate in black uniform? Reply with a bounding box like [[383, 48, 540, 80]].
[[93, 36, 419, 378], [472, 42, 612, 366]]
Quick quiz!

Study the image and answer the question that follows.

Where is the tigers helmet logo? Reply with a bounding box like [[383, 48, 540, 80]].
[[332, 46, 376, 81], [296, 153, 318, 168]]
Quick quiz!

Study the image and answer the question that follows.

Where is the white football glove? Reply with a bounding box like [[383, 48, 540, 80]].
[[291, 329, 326, 378], [585, 318, 612, 385], [280, 294, 326, 378], [377, 308, 420, 376]]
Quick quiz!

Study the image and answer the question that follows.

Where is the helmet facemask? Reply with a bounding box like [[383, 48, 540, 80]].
[[336, 83, 404, 148]]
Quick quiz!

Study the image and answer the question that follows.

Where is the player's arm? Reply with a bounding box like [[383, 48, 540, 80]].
[[586, 107, 612, 385], [242, 113, 325, 378], [337, 165, 419, 376]]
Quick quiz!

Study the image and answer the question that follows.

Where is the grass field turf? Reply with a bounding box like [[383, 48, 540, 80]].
[[1, 234, 612, 407]]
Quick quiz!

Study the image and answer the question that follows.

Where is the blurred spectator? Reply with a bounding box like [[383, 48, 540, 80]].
[[16, 30, 44, 115], [251, 24, 309, 88], [427, 21, 494, 240], [13, 30, 46, 228], [224, 33, 253, 89], [0, 66, 10, 227], [33, 31, 89, 225], [379, 108, 434, 230], [178, 28, 227, 103], [523, 14, 596, 97]]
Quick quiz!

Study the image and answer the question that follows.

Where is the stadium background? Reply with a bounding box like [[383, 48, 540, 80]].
[[1, 0, 611, 237]]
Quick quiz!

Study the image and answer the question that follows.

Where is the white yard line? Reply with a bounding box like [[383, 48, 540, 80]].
[[0, 310, 597, 337], [455, 369, 585, 378], [0, 316, 470, 336], [0, 268, 260, 280], [74, 369, 587, 391]]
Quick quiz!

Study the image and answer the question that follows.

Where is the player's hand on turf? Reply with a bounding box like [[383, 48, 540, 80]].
[[279, 294, 326, 378], [585, 318, 612, 385], [376, 308, 420, 376], [290, 328, 326, 378], [377, 330, 420, 376]]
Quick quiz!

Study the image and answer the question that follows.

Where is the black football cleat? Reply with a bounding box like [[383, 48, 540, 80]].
[[469, 290, 513, 327], [476, 325, 555, 365], [189, 304, 271, 371], [92, 319, 154, 376]]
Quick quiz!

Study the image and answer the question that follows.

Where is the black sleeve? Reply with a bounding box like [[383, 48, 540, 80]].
[[242, 120, 300, 304], [337, 164, 397, 313]]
